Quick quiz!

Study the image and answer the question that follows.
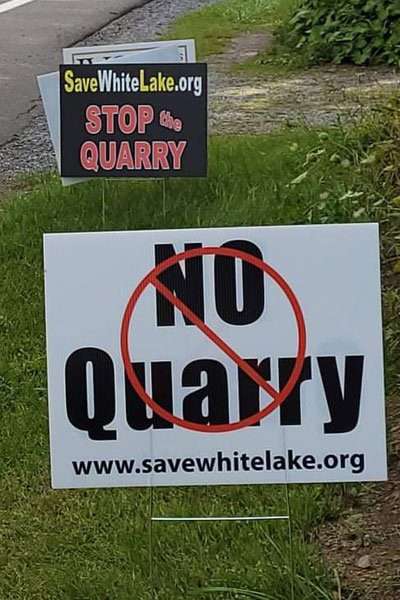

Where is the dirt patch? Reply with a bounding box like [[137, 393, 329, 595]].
[[208, 32, 400, 134], [210, 31, 273, 65], [318, 397, 400, 599]]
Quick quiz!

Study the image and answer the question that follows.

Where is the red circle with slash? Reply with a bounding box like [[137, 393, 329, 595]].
[[121, 246, 306, 433]]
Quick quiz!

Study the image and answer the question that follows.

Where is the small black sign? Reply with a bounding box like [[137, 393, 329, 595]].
[[60, 63, 207, 178]]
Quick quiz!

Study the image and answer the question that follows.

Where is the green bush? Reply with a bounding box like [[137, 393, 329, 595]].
[[279, 0, 400, 66]]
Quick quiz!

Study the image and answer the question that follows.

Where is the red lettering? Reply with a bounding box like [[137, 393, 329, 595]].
[[99, 141, 117, 170], [116, 142, 134, 170], [135, 142, 152, 170], [118, 105, 137, 135], [80, 141, 98, 172], [85, 105, 101, 135], [101, 105, 119, 134], [138, 105, 154, 133], [152, 142, 169, 170], [174, 119, 182, 133], [168, 141, 187, 170]]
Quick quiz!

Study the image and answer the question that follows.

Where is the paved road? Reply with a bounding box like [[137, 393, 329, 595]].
[[0, 0, 151, 145]]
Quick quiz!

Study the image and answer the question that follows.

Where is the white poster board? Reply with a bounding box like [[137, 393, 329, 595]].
[[44, 224, 387, 489], [63, 39, 196, 64]]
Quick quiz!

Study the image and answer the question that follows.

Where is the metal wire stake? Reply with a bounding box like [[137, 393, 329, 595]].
[[101, 180, 106, 228], [162, 179, 167, 220], [285, 483, 296, 600], [149, 486, 155, 600], [152, 515, 289, 523]]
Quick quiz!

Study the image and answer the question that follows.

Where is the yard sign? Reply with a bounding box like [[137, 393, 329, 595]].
[[44, 224, 387, 489], [63, 39, 196, 64], [60, 63, 207, 178]]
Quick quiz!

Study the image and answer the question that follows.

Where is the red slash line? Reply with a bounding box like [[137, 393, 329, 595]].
[[150, 275, 279, 400]]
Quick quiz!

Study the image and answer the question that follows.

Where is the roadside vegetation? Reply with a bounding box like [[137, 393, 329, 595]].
[[165, 0, 294, 60], [1, 1, 400, 598], [278, 0, 400, 67], [166, 0, 400, 71]]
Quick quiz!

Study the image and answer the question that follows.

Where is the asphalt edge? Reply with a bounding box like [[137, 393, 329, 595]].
[[0, 0, 156, 150], [66, 0, 156, 50]]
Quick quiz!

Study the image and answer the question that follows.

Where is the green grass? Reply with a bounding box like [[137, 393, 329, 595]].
[[164, 0, 295, 67], [0, 129, 399, 599]]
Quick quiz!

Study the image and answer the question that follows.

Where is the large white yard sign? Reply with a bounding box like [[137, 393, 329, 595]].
[[44, 224, 387, 489]]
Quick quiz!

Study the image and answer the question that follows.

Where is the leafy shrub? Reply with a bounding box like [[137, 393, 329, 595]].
[[279, 0, 400, 66], [351, 94, 400, 192]]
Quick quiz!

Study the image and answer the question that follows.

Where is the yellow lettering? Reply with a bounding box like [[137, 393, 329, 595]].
[[64, 72, 99, 93], [64, 69, 75, 93], [166, 77, 174, 92], [149, 76, 157, 92], [140, 69, 149, 92]]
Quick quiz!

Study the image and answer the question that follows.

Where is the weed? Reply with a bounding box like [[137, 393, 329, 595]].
[[278, 0, 400, 67]]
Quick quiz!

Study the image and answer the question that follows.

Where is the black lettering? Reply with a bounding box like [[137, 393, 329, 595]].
[[142, 459, 152, 473], [287, 449, 302, 470], [350, 453, 365, 474], [155, 243, 204, 326], [251, 456, 264, 471], [240, 452, 251, 471], [318, 356, 364, 434], [182, 458, 195, 472], [153, 459, 167, 473], [233, 452, 240, 471], [125, 362, 173, 430], [167, 458, 181, 473], [72, 460, 92, 475], [115, 459, 136, 475], [182, 359, 229, 425], [302, 455, 316, 469], [238, 358, 271, 427], [65, 348, 117, 440], [273, 456, 286, 470], [196, 456, 217, 472], [214, 240, 264, 325], [93, 460, 113, 475], [279, 357, 312, 426], [324, 454, 339, 469], [216, 451, 231, 472]]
